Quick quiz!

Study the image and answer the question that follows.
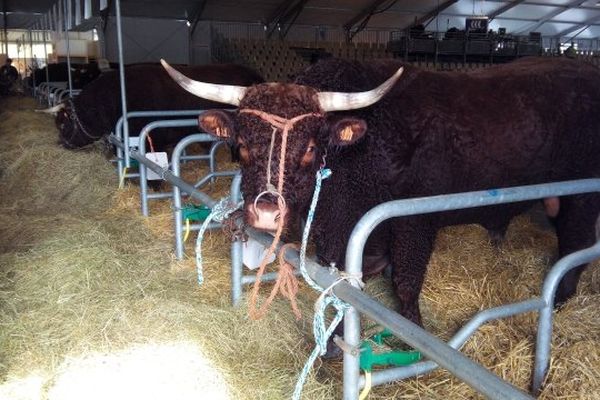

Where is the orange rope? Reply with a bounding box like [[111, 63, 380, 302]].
[[146, 134, 156, 153], [243, 109, 321, 320]]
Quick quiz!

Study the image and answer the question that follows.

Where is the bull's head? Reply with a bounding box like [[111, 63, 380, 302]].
[[55, 101, 101, 149], [161, 59, 403, 234]]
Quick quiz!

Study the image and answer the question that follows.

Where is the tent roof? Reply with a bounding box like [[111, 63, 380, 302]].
[[5, 0, 600, 39]]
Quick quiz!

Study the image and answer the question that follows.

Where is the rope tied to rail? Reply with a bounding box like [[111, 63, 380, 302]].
[[292, 166, 366, 400], [240, 109, 323, 321], [195, 197, 243, 285]]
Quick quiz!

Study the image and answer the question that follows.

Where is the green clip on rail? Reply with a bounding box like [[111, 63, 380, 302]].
[[359, 328, 421, 372], [182, 204, 212, 221]]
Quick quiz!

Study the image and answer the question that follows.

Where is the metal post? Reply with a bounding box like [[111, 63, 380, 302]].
[[170, 133, 220, 258], [115, 0, 130, 168], [64, 0, 73, 97], [29, 30, 36, 93], [2, 0, 8, 56], [230, 173, 244, 305], [43, 29, 51, 106], [343, 306, 361, 399]]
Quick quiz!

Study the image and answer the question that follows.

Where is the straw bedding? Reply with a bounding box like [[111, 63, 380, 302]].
[[0, 96, 598, 399]]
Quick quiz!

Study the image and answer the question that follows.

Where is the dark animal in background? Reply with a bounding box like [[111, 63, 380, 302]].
[[26, 62, 102, 90], [163, 57, 600, 328], [55, 63, 264, 149]]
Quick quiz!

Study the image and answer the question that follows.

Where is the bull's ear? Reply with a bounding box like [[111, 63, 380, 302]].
[[199, 110, 234, 139], [329, 117, 367, 146]]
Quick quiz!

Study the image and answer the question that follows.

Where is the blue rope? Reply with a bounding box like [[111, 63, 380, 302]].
[[292, 168, 363, 400], [195, 197, 242, 285]]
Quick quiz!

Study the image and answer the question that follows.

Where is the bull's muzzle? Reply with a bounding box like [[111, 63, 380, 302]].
[[246, 199, 288, 233]]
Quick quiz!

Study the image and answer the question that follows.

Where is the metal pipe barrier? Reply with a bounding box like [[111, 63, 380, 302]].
[[56, 88, 80, 103], [42, 29, 50, 107], [343, 178, 600, 399], [247, 226, 535, 400], [115, 0, 129, 177], [36, 82, 48, 104], [110, 110, 207, 184], [136, 119, 235, 217], [129, 148, 571, 398], [171, 134, 238, 259], [129, 145, 600, 398], [36, 82, 67, 105], [131, 152, 292, 302], [137, 119, 196, 216]]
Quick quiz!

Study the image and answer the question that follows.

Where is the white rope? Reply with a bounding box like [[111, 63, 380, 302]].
[[292, 167, 365, 400], [195, 197, 243, 285]]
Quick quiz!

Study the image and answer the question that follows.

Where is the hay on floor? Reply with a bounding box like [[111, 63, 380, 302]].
[[0, 95, 598, 400]]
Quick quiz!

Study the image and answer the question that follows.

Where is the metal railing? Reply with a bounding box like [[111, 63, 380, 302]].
[[129, 146, 600, 398]]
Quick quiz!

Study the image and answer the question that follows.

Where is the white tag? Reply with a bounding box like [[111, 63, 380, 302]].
[[128, 136, 140, 148], [243, 237, 275, 270], [145, 152, 169, 180]]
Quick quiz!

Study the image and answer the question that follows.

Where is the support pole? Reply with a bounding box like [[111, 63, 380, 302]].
[[2, 0, 8, 55], [43, 28, 51, 106], [115, 0, 130, 168], [64, 0, 73, 97], [29, 30, 36, 92]]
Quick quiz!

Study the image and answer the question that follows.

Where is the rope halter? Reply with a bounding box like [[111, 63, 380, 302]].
[[239, 108, 323, 320]]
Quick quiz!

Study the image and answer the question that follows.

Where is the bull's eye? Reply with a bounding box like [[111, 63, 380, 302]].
[[237, 141, 250, 164], [300, 143, 317, 167]]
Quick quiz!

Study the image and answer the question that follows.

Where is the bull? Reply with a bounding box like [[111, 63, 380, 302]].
[[162, 57, 600, 331], [26, 62, 102, 90], [54, 63, 263, 150]]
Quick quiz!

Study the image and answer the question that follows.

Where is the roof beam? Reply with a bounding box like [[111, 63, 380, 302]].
[[481, 0, 599, 10], [513, 0, 587, 35], [403, 0, 458, 30], [280, 0, 308, 39], [188, 0, 207, 36], [343, 0, 389, 31], [554, 12, 600, 39], [266, 0, 308, 39], [488, 0, 527, 22], [265, 0, 296, 28]]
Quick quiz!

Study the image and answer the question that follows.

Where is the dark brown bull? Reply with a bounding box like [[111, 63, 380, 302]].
[[162, 57, 600, 330], [55, 63, 263, 149]]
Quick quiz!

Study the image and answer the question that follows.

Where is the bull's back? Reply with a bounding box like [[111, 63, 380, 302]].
[[377, 58, 600, 194]]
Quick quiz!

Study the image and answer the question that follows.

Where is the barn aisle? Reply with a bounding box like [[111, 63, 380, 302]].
[[0, 97, 333, 400], [0, 97, 598, 399]]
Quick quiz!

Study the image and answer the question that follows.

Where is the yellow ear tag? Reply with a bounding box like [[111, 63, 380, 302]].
[[340, 126, 354, 142]]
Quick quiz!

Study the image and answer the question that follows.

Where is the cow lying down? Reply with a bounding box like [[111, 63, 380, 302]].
[[162, 57, 600, 335], [41, 63, 263, 151]]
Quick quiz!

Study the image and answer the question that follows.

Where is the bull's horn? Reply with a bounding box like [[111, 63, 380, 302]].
[[160, 59, 247, 106], [317, 67, 404, 112], [35, 103, 65, 113]]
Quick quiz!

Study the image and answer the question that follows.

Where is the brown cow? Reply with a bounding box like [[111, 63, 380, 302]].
[[162, 57, 600, 330]]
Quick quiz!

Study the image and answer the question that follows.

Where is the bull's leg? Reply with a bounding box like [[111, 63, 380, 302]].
[[389, 220, 436, 325], [553, 193, 600, 306]]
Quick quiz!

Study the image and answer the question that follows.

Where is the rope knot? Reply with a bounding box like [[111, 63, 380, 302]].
[[328, 265, 365, 290], [195, 197, 244, 285]]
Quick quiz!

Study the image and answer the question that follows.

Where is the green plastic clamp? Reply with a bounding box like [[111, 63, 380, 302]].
[[359, 328, 422, 372], [182, 204, 212, 221]]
